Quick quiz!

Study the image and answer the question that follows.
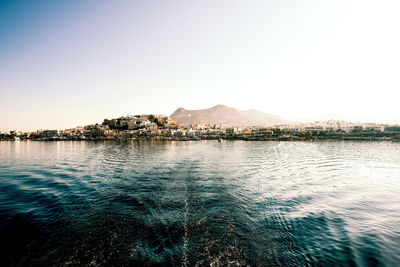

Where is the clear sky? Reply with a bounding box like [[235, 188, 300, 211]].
[[1, 0, 399, 131]]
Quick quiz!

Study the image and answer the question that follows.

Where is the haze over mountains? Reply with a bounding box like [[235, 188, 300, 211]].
[[170, 105, 285, 126]]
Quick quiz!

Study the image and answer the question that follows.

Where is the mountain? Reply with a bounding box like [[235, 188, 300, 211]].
[[170, 105, 285, 126]]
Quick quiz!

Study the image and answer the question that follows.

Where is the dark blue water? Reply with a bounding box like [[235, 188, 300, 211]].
[[0, 141, 399, 266]]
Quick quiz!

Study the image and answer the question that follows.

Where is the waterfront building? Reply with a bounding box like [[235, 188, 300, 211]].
[[365, 125, 385, 132], [42, 130, 59, 138]]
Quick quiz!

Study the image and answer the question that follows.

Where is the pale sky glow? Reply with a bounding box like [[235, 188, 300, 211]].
[[1, 0, 400, 131]]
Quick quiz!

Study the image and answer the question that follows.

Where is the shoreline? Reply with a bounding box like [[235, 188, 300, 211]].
[[1, 136, 398, 142]]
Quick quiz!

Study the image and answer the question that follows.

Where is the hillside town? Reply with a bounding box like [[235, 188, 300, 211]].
[[2, 114, 400, 142]]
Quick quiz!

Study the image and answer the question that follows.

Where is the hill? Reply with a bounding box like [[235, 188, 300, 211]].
[[170, 105, 285, 126]]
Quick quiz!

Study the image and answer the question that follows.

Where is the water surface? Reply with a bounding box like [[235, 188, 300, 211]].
[[0, 141, 399, 266]]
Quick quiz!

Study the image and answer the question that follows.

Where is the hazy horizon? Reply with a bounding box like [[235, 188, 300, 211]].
[[1, 103, 398, 132], [1, 0, 400, 131]]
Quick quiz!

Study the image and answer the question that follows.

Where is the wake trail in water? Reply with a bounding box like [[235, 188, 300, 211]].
[[182, 181, 189, 267]]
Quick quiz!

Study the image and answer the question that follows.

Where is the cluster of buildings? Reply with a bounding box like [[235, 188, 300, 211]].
[[274, 120, 386, 134], [1, 116, 400, 141]]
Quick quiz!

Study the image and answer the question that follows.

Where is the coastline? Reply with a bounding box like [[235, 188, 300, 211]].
[[1, 136, 398, 142]]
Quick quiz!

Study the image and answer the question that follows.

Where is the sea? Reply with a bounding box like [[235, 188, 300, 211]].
[[0, 140, 399, 266]]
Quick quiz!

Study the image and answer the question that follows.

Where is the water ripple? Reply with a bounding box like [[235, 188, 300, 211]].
[[0, 140, 399, 266]]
